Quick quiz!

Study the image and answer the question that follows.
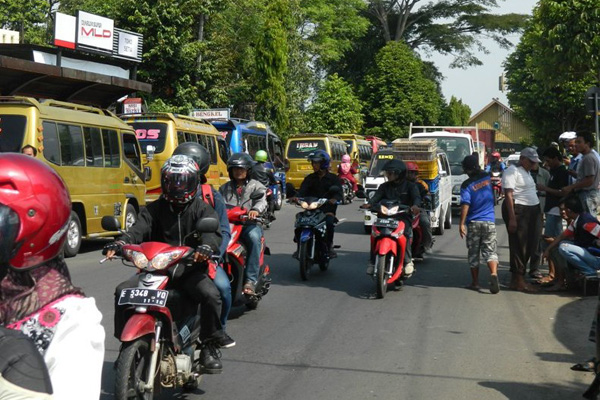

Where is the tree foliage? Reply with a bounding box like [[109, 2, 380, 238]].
[[305, 73, 363, 134], [440, 96, 472, 126], [505, 0, 599, 144], [0, 0, 56, 44], [362, 41, 443, 140]]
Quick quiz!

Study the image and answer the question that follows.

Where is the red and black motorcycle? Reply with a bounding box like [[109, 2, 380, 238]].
[[368, 201, 414, 298], [100, 216, 219, 399], [224, 205, 272, 310], [490, 171, 502, 205]]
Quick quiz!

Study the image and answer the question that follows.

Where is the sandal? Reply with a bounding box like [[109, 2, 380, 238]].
[[571, 358, 596, 372], [529, 270, 543, 280]]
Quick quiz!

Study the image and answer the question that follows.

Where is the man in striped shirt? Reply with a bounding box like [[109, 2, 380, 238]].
[[543, 195, 600, 276]]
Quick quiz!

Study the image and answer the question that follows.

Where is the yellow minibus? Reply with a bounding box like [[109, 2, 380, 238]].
[[284, 133, 348, 189], [336, 133, 373, 169], [120, 113, 230, 200], [0, 96, 147, 257]]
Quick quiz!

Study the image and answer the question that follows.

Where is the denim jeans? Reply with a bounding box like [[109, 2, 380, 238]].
[[213, 266, 231, 328], [240, 224, 263, 284], [558, 242, 600, 276]]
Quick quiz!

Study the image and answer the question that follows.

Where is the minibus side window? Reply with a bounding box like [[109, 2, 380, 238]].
[[217, 138, 229, 162], [177, 131, 186, 144], [271, 139, 284, 168], [185, 132, 197, 143], [198, 135, 217, 164], [83, 127, 104, 167], [57, 124, 84, 166], [42, 121, 60, 165], [102, 129, 120, 167], [122, 132, 142, 170]]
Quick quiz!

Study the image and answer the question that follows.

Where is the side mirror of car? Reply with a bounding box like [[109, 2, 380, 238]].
[[144, 166, 152, 182]]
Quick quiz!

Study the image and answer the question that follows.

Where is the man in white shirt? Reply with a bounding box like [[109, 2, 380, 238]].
[[501, 147, 543, 292]]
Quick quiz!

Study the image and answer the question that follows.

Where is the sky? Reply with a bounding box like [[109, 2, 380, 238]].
[[419, 0, 539, 116]]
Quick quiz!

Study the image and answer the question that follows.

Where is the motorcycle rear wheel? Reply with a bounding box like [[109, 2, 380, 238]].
[[115, 337, 154, 400], [299, 241, 312, 281], [376, 254, 390, 299]]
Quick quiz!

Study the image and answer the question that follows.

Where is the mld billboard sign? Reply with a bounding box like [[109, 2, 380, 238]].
[[76, 11, 114, 53]]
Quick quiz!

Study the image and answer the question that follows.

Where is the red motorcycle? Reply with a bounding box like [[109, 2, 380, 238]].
[[368, 201, 414, 298], [100, 216, 219, 399], [224, 205, 271, 310]]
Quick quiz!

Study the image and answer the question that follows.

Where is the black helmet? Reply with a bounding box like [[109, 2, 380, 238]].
[[173, 142, 210, 176], [307, 150, 331, 170], [227, 152, 254, 180], [161, 155, 199, 204], [381, 159, 406, 181]]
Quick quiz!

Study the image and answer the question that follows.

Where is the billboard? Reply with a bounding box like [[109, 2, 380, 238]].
[[76, 11, 114, 53], [190, 108, 230, 120], [54, 12, 76, 49]]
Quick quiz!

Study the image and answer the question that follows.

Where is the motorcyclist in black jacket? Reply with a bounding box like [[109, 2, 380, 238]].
[[105, 155, 225, 374], [361, 159, 421, 275]]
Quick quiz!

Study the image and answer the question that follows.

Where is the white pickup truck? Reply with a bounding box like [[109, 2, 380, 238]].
[[362, 148, 453, 235]]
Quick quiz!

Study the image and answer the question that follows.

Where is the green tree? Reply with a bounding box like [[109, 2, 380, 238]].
[[305, 73, 363, 134], [0, 0, 57, 44], [254, 0, 292, 134], [505, 0, 599, 144], [440, 96, 472, 126], [362, 41, 443, 140]]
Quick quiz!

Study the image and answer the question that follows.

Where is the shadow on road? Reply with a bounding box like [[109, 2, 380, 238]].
[[478, 380, 587, 400]]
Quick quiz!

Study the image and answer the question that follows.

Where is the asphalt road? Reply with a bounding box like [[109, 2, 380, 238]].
[[68, 203, 596, 399]]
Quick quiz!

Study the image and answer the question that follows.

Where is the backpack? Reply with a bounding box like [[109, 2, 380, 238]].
[[200, 184, 215, 208]]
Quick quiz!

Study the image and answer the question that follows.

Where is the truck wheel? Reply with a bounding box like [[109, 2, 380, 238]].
[[434, 209, 445, 236], [125, 204, 137, 230], [444, 206, 452, 230], [63, 211, 82, 258], [274, 185, 283, 210]]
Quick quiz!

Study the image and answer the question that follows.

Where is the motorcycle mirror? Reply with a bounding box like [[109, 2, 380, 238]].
[[101, 216, 121, 231], [196, 217, 219, 233], [250, 191, 265, 201]]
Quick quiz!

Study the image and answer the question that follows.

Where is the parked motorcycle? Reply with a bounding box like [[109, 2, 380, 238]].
[[292, 197, 335, 281], [100, 216, 220, 399], [490, 171, 502, 205], [224, 204, 272, 310], [340, 177, 355, 205], [368, 201, 413, 298]]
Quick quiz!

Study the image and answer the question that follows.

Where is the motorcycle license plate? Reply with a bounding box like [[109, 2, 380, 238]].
[[118, 288, 169, 307], [374, 218, 398, 229]]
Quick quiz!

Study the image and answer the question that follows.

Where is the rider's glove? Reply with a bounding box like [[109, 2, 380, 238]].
[[196, 244, 213, 259], [102, 240, 125, 256]]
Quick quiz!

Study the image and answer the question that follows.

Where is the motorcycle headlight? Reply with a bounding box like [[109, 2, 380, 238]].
[[123, 249, 149, 270], [150, 250, 187, 270], [385, 206, 399, 215], [308, 202, 320, 210], [300, 201, 309, 209], [452, 184, 461, 195]]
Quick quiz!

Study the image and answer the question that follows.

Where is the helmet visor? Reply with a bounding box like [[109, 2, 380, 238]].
[[0, 204, 20, 267], [162, 171, 198, 202]]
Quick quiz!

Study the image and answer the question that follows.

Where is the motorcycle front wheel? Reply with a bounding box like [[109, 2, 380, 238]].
[[299, 241, 312, 281], [376, 254, 390, 299], [115, 337, 154, 400]]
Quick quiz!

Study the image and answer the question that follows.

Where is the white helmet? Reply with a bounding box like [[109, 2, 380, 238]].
[[559, 131, 576, 142]]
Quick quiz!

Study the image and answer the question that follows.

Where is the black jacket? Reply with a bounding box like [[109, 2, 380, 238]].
[[251, 163, 277, 187], [298, 171, 343, 214], [369, 179, 421, 208], [122, 196, 222, 253]]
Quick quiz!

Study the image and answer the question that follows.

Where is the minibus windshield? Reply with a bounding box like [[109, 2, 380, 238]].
[[130, 122, 168, 154], [286, 139, 326, 158], [0, 115, 27, 153]]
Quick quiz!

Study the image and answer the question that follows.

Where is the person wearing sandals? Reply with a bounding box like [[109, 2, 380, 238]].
[[219, 153, 267, 296], [459, 155, 500, 294]]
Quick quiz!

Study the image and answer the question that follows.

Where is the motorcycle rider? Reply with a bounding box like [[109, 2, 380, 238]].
[[288, 150, 343, 258], [361, 159, 421, 276], [0, 154, 105, 399], [173, 142, 235, 348], [219, 153, 267, 296], [405, 162, 433, 258], [485, 152, 506, 173], [338, 154, 358, 192], [106, 155, 225, 373], [251, 150, 279, 222]]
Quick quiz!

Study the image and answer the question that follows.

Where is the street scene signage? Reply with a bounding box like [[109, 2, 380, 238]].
[[190, 108, 230, 120]]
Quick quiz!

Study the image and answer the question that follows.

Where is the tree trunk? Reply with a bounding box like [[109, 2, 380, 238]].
[[197, 14, 205, 68]]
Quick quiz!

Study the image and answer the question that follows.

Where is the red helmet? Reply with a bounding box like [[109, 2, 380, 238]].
[[0, 154, 71, 270], [492, 152, 501, 158], [406, 162, 419, 172]]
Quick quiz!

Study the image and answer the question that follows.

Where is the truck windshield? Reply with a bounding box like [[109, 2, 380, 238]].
[[368, 154, 397, 177], [415, 136, 470, 165], [0, 115, 27, 153], [286, 140, 326, 159], [130, 122, 168, 154]]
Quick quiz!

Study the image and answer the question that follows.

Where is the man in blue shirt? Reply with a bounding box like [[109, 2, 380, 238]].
[[459, 155, 500, 294]]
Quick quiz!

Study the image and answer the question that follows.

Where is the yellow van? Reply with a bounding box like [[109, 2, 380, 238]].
[[284, 133, 348, 189], [120, 113, 230, 200], [336, 133, 373, 169], [0, 96, 147, 257]]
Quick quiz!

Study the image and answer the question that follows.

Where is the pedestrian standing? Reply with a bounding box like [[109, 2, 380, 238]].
[[501, 147, 542, 292], [459, 155, 500, 294], [528, 161, 550, 278], [564, 131, 600, 215]]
